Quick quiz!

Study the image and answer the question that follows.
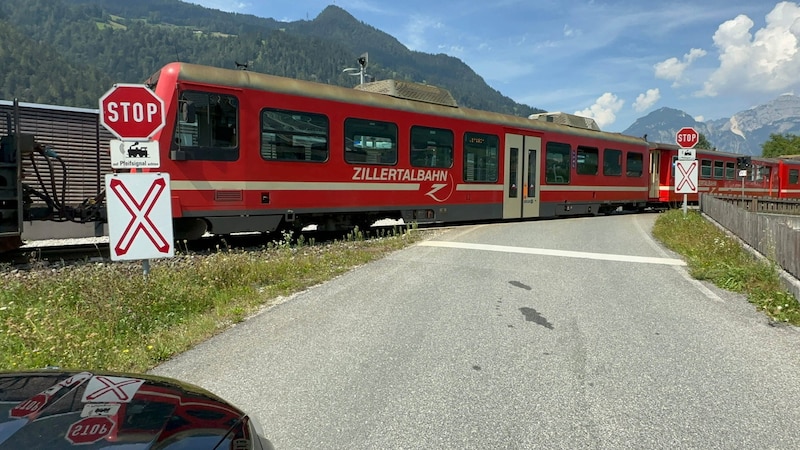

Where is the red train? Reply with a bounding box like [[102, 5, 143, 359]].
[[140, 62, 653, 239], [141, 62, 800, 239], [3, 61, 800, 251]]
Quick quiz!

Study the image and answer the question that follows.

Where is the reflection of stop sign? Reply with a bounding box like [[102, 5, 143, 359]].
[[99, 84, 166, 141], [66, 416, 115, 445], [676, 127, 699, 148], [9, 393, 48, 418]]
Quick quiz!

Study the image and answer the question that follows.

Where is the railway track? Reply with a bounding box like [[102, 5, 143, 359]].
[[0, 225, 416, 270]]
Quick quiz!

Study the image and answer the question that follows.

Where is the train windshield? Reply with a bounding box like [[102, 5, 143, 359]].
[[145, 69, 161, 90], [171, 90, 239, 161]]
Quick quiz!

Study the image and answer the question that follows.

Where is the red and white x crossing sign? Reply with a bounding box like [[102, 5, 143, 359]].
[[675, 160, 698, 194], [105, 173, 174, 261], [81, 375, 145, 403]]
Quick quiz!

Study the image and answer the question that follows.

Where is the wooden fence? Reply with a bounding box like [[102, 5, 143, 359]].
[[701, 194, 800, 299]]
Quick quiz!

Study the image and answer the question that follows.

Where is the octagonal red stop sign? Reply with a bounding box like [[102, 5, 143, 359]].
[[65, 416, 115, 445], [675, 126, 699, 149], [99, 84, 165, 141]]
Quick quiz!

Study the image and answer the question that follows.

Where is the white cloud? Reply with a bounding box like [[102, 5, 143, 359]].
[[402, 15, 444, 51], [563, 24, 581, 38], [633, 88, 661, 112], [694, 115, 705, 122], [187, 1, 249, 13], [654, 48, 707, 86], [699, 1, 800, 97], [574, 93, 624, 129]]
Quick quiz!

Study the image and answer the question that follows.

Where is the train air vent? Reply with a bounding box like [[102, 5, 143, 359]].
[[214, 190, 243, 202], [528, 112, 601, 131], [354, 80, 458, 107]]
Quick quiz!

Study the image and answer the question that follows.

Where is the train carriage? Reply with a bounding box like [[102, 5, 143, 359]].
[[777, 156, 800, 199], [648, 142, 784, 205], [146, 62, 652, 238]]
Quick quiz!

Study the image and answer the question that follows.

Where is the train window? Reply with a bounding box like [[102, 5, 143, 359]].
[[763, 166, 771, 180], [344, 118, 397, 165], [713, 160, 724, 178], [725, 162, 735, 179], [754, 165, 770, 181], [509, 148, 519, 198], [545, 142, 570, 184], [790, 169, 799, 184], [626, 152, 643, 177], [701, 159, 712, 178], [603, 149, 622, 176], [576, 146, 598, 175], [261, 109, 328, 162], [463, 132, 498, 182], [411, 126, 453, 168], [172, 91, 239, 161]]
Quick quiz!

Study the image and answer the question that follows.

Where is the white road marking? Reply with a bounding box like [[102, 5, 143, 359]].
[[417, 240, 687, 266]]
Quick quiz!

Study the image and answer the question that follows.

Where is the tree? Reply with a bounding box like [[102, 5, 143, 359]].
[[696, 133, 713, 150], [762, 133, 800, 157]]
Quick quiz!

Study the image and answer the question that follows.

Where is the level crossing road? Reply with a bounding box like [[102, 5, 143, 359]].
[[151, 213, 800, 449]]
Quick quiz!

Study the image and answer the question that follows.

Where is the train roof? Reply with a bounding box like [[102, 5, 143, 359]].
[[151, 62, 646, 147]]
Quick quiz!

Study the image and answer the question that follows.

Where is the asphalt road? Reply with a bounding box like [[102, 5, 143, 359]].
[[151, 213, 800, 449]]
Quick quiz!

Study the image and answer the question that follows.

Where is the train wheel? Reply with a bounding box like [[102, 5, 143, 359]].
[[173, 218, 208, 241]]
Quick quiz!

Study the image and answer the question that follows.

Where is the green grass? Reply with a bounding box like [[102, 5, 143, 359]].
[[0, 226, 426, 373], [2, 213, 797, 374], [652, 209, 800, 325]]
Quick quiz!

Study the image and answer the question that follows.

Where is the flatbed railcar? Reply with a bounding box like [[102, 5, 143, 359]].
[[143, 62, 652, 239]]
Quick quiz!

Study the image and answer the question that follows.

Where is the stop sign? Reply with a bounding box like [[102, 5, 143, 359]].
[[100, 84, 166, 141], [65, 416, 115, 445], [675, 127, 699, 148], [9, 393, 48, 418]]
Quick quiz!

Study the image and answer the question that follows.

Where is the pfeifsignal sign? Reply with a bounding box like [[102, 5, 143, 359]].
[[105, 173, 174, 261]]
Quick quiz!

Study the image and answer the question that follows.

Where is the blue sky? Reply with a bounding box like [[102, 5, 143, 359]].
[[187, 1, 798, 132]]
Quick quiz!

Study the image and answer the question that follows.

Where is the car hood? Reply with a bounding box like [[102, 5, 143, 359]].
[[0, 369, 266, 449]]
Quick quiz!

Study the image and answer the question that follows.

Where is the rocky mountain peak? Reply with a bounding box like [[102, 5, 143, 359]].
[[623, 94, 800, 155]]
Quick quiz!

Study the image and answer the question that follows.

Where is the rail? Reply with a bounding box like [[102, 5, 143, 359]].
[[701, 194, 800, 300]]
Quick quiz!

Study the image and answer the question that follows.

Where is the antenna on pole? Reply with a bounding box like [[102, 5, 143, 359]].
[[343, 52, 369, 85]]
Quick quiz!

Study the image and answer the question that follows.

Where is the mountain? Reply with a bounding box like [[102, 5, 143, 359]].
[[623, 95, 800, 156], [0, 0, 542, 118]]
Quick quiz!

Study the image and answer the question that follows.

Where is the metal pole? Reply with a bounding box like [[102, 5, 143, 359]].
[[136, 166, 150, 277], [682, 193, 687, 217], [741, 176, 745, 209]]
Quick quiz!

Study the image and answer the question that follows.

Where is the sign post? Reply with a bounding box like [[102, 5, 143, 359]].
[[675, 127, 699, 216], [99, 85, 170, 274]]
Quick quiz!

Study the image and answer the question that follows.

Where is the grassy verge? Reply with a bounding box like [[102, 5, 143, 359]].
[[652, 209, 800, 325], [0, 227, 428, 373]]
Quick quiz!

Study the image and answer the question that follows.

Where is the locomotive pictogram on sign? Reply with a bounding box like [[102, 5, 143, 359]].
[[105, 173, 174, 261]]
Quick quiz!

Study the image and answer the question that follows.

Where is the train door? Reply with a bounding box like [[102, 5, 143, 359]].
[[503, 133, 541, 219], [649, 149, 661, 199]]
